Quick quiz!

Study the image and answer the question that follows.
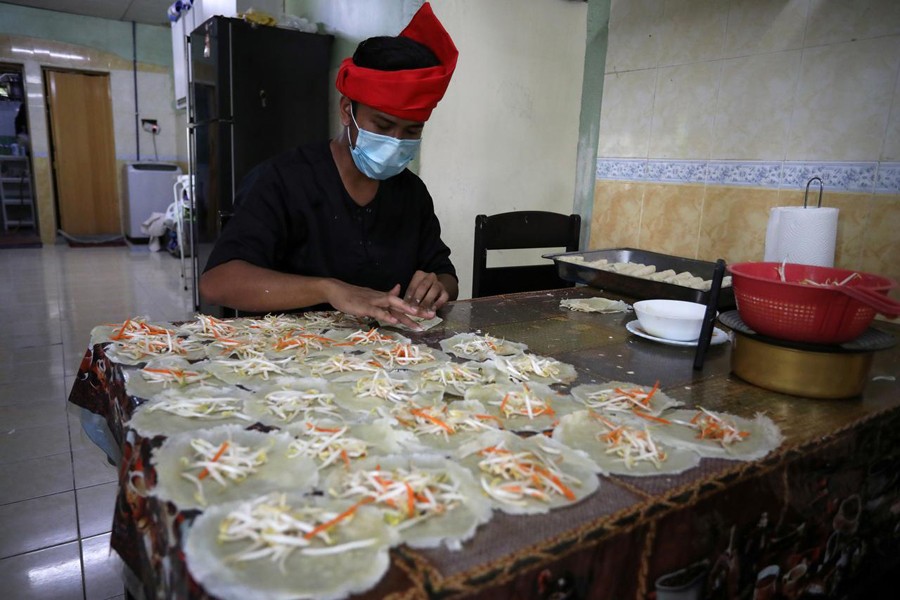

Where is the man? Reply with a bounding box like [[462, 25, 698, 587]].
[[200, 3, 458, 330]]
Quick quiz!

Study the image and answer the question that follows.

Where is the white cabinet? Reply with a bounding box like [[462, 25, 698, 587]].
[[170, 1, 290, 108], [171, 0, 238, 109], [171, 11, 193, 109], [0, 156, 35, 231]]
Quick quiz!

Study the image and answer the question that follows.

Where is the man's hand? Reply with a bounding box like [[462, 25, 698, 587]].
[[326, 281, 425, 330], [200, 261, 456, 321], [403, 270, 452, 315]]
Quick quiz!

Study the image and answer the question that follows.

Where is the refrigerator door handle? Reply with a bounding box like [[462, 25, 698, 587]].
[[219, 210, 234, 230]]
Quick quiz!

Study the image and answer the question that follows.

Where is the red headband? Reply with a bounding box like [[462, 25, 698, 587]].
[[335, 2, 458, 122]]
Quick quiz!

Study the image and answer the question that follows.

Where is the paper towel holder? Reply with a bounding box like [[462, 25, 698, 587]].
[[804, 176, 824, 208]]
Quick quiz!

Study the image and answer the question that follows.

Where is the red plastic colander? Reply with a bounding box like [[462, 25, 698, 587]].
[[728, 262, 898, 344]]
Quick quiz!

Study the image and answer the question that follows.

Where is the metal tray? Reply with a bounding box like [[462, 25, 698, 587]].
[[544, 248, 736, 309]]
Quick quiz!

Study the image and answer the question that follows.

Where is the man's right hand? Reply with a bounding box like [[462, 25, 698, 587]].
[[200, 261, 430, 327], [325, 280, 426, 330]]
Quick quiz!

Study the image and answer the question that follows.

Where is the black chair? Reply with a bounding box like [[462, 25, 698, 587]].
[[472, 211, 581, 298]]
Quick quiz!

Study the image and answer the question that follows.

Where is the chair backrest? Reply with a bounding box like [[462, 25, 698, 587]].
[[472, 210, 581, 298]]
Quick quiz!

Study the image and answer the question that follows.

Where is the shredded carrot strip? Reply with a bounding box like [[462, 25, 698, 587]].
[[143, 367, 185, 377], [198, 441, 229, 480], [633, 411, 671, 425], [410, 408, 454, 433], [340, 449, 350, 469], [535, 466, 576, 501], [303, 497, 374, 540], [644, 380, 660, 404], [212, 331, 241, 344], [299, 334, 335, 344], [475, 414, 502, 422], [308, 424, 342, 433], [111, 319, 132, 341], [405, 482, 415, 517]]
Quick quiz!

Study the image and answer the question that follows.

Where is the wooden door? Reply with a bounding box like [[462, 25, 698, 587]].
[[45, 69, 120, 236]]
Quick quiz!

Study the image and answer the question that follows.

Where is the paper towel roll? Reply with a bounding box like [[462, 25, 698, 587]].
[[763, 206, 839, 267]]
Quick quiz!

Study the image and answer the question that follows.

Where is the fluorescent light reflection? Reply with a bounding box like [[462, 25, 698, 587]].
[[26, 556, 81, 587], [11, 47, 86, 61]]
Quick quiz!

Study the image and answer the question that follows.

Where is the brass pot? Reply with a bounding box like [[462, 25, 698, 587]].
[[730, 330, 873, 399]]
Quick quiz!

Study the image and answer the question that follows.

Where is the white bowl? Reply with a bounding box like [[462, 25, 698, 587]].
[[632, 299, 707, 342]]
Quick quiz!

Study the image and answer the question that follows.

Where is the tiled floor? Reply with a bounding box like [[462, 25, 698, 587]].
[[0, 243, 194, 600]]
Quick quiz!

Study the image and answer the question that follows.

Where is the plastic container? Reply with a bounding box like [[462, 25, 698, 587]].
[[728, 262, 895, 344]]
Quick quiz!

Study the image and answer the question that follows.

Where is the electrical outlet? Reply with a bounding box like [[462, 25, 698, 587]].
[[141, 119, 159, 134]]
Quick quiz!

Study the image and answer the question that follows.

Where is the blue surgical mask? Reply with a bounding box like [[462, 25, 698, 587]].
[[348, 107, 421, 180]]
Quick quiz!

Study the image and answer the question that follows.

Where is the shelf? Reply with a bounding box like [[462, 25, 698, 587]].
[[1, 158, 36, 232]]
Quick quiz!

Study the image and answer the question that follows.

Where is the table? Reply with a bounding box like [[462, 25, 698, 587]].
[[67, 287, 900, 599]]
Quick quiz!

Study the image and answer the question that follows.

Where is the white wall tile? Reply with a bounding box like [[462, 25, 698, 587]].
[[713, 50, 802, 160], [724, 0, 808, 58], [805, 0, 900, 47], [598, 69, 657, 158], [649, 61, 721, 159], [136, 71, 178, 161], [882, 67, 900, 161], [108, 70, 136, 118], [656, 0, 729, 66], [114, 123, 137, 162], [606, 0, 664, 73], [598, 1, 900, 168], [787, 37, 900, 161]]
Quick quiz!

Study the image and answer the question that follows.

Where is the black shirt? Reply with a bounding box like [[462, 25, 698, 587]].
[[204, 141, 456, 297]]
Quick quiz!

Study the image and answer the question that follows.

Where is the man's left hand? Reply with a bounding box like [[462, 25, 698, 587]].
[[403, 270, 450, 316]]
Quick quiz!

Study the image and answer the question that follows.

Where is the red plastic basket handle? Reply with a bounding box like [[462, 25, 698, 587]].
[[837, 285, 900, 319]]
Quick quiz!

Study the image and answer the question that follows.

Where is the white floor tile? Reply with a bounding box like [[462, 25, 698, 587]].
[[76, 483, 117, 538], [0, 542, 83, 600], [81, 533, 126, 600], [0, 242, 195, 589], [0, 492, 78, 558]]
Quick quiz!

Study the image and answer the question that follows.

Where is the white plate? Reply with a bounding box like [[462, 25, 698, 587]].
[[625, 320, 730, 347]]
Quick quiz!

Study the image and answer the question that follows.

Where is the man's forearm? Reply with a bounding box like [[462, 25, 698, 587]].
[[199, 260, 334, 312]]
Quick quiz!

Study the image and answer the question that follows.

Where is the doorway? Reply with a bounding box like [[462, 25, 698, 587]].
[[0, 63, 40, 248], [44, 68, 120, 238]]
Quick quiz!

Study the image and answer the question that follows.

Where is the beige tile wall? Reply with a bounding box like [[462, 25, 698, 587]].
[[591, 180, 900, 293], [600, 0, 900, 163], [593, 0, 900, 307]]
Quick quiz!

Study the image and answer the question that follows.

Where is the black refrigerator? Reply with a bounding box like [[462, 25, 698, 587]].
[[188, 16, 333, 315]]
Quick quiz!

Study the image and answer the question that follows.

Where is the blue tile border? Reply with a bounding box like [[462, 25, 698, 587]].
[[596, 158, 900, 194], [706, 161, 782, 188], [781, 162, 876, 193], [646, 160, 707, 184], [596, 158, 646, 181], [876, 162, 900, 194]]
